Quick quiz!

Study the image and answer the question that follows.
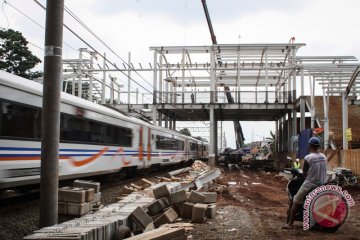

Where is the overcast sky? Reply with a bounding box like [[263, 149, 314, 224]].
[[1, 0, 360, 148]]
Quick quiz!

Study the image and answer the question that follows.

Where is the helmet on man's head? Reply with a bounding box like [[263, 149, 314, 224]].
[[296, 158, 300, 162], [308, 137, 321, 146]]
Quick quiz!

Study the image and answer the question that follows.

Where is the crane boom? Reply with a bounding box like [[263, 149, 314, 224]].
[[201, 0, 245, 149]]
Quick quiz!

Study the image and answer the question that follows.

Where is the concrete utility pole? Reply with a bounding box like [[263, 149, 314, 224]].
[[39, 0, 64, 227]]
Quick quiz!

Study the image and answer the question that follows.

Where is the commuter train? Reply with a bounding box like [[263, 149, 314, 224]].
[[0, 70, 208, 189]]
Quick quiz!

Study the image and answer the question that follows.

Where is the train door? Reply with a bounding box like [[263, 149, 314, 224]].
[[138, 126, 145, 168], [145, 127, 153, 168]]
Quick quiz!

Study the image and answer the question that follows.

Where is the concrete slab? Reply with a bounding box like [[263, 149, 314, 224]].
[[67, 202, 91, 216], [148, 199, 164, 216]]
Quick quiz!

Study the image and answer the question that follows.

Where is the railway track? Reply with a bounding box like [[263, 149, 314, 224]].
[[0, 163, 190, 214]]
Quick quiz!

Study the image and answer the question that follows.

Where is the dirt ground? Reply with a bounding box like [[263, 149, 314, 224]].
[[190, 167, 360, 240]]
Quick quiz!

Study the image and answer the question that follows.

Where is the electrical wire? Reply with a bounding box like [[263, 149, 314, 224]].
[[1, 0, 9, 28], [62, 4, 154, 90], [31, 0, 207, 125], [3, 0, 77, 53]]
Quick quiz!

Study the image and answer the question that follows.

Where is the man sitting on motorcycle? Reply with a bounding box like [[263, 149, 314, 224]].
[[283, 137, 328, 229]]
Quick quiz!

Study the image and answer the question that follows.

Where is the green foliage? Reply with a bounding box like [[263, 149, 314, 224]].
[[0, 28, 42, 79], [179, 128, 191, 136]]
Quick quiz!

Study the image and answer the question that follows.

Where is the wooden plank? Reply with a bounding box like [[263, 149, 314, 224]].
[[141, 178, 155, 186]]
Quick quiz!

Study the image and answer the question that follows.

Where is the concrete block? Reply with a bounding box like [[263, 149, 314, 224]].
[[85, 188, 95, 202], [153, 184, 170, 199], [202, 192, 217, 203], [206, 204, 216, 219], [92, 192, 101, 203], [148, 199, 164, 216], [188, 191, 205, 204], [173, 203, 184, 216], [130, 206, 153, 230], [58, 201, 67, 215], [58, 187, 85, 203], [74, 179, 100, 193], [151, 212, 163, 221], [154, 207, 178, 228], [170, 190, 187, 204], [181, 202, 194, 219], [67, 202, 91, 216], [159, 197, 170, 209], [191, 203, 208, 223]]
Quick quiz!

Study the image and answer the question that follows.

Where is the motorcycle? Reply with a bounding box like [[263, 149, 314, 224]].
[[285, 158, 351, 232]]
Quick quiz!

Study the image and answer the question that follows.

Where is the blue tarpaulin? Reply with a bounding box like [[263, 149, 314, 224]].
[[297, 128, 313, 159]]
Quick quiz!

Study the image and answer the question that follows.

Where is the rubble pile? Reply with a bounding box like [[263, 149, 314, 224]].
[[24, 160, 220, 240]]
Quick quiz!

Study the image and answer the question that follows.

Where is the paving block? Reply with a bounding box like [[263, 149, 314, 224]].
[[154, 207, 178, 228], [202, 192, 217, 203], [188, 191, 205, 204], [74, 179, 100, 193], [92, 192, 102, 203], [130, 206, 153, 230], [66, 202, 90, 216], [181, 202, 194, 219], [153, 184, 170, 199], [191, 203, 208, 223], [170, 190, 187, 204], [85, 188, 95, 202], [206, 204, 216, 219], [148, 199, 164, 216], [58, 187, 86, 203], [58, 201, 67, 215]]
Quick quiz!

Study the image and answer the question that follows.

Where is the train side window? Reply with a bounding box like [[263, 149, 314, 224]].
[[156, 135, 184, 151], [0, 100, 40, 139]]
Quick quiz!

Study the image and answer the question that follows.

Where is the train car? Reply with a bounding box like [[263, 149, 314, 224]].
[[0, 70, 208, 189]]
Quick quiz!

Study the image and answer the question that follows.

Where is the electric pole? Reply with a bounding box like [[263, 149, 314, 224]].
[[39, 0, 64, 227]]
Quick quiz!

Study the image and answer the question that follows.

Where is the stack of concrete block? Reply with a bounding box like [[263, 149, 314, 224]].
[[58, 180, 101, 217], [73, 180, 102, 208], [182, 191, 218, 223]]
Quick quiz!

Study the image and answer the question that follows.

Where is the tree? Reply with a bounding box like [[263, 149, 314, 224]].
[[179, 128, 191, 136], [0, 28, 42, 79]]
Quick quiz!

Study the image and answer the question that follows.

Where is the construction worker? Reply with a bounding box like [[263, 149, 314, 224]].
[[293, 159, 300, 169]]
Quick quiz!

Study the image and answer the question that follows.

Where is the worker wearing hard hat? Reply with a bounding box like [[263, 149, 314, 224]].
[[293, 159, 300, 169]]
